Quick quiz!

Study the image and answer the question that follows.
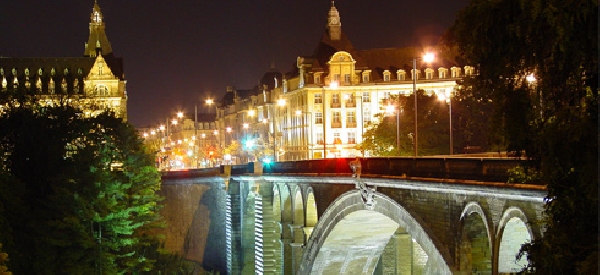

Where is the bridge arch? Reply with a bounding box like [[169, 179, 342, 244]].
[[458, 202, 493, 274], [304, 187, 318, 241], [298, 189, 452, 274], [495, 206, 532, 274], [292, 186, 306, 244]]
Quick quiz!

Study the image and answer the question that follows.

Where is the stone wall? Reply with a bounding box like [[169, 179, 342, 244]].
[[158, 178, 228, 273]]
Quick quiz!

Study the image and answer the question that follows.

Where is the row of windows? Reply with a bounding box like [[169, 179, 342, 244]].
[[317, 66, 475, 84], [314, 92, 372, 105], [1, 67, 85, 77], [311, 111, 371, 126], [1, 77, 112, 97], [315, 132, 357, 145]]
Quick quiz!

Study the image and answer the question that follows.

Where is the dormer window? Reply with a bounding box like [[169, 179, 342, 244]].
[[438, 68, 448, 79], [412, 69, 421, 80], [95, 84, 109, 96], [425, 68, 434, 80], [397, 70, 406, 81], [451, 67, 462, 78], [465, 66, 475, 76], [362, 71, 370, 83], [383, 70, 391, 81], [314, 75, 321, 84]]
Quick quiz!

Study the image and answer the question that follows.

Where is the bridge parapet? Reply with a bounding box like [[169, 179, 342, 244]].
[[162, 157, 539, 184]]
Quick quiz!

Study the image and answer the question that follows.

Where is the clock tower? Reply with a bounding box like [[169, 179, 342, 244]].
[[326, 1, 342, 40]]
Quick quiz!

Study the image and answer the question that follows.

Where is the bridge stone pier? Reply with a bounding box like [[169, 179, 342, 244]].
[[159, 158, 546, 274]]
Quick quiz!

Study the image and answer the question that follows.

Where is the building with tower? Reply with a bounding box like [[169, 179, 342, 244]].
[[215, 1, 472, 162], [0, 1, 128, 120]]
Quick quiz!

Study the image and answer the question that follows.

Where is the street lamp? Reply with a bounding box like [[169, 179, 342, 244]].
[[413, 52, 435, 156], [438, 90, 453, 155], [295, 110, 313, 160]]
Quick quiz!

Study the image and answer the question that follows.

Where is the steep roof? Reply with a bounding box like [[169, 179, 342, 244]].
[[310, 31, 367, 70], [0, 55, 124, 80]]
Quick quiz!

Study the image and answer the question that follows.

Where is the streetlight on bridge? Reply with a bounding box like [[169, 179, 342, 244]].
[[412, 52, 435, 156]]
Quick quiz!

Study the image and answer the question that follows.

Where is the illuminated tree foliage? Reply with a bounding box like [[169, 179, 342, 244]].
[[0, 107, 186, 274], [360, 92, 469, 156], [445, 0, 597, 273]]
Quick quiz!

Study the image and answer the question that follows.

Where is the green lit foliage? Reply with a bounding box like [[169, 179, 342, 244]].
[[0, 107, 172, 274], [446, 0, 597, 272], [360, 92, 456, 156]]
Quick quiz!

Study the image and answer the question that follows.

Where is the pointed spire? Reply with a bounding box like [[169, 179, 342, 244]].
[[84, 0, 113, 57]]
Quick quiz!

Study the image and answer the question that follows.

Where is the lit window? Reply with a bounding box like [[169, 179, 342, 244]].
[[347, 111, 356, 124], [316, 133, 324, 144], [314, 93, 322, 103], [332, 94, 340, 104], [315, 112, 323, 124], [383, 70, 391, 81], [397, 70, 406, 81], [363, 110, 371, 123], [333, 133, 342, 144], [334, 74, 341, 82], [333, 111, 341, 123], [383, 91, 390, 100], [95, 84, 109, 96], [362, 92, 370, 103], [344, 74, 351, 84], [348, 132, 356, 144]]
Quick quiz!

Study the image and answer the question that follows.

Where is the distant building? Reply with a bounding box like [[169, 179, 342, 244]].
[[216, 1, 473, 161], [0, 1, 128, 120]]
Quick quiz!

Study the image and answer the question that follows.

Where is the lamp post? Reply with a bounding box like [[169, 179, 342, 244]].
[[413, 52, 435, 157], [438, 90, 453, 155], [321, 85, 326, 158], [385, 104, 402, 155]]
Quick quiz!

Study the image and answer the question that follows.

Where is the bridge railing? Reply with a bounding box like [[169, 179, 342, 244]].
[[162, 157, 537, 184], [262, 157, 527, 183]]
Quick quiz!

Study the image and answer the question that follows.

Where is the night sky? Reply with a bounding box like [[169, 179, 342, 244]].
[[0, 0, 469, 128]]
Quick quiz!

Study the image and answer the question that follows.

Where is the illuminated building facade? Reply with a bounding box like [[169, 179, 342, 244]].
[[216, 2, 473, 162], [0, 1, 127, 120]]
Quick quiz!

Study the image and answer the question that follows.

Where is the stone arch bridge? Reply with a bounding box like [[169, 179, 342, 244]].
[[159, 157, 546, 274]]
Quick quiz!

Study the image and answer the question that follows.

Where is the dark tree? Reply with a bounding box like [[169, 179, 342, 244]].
[[445, 0, 598, 272], [0, 107, 175, 274]]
